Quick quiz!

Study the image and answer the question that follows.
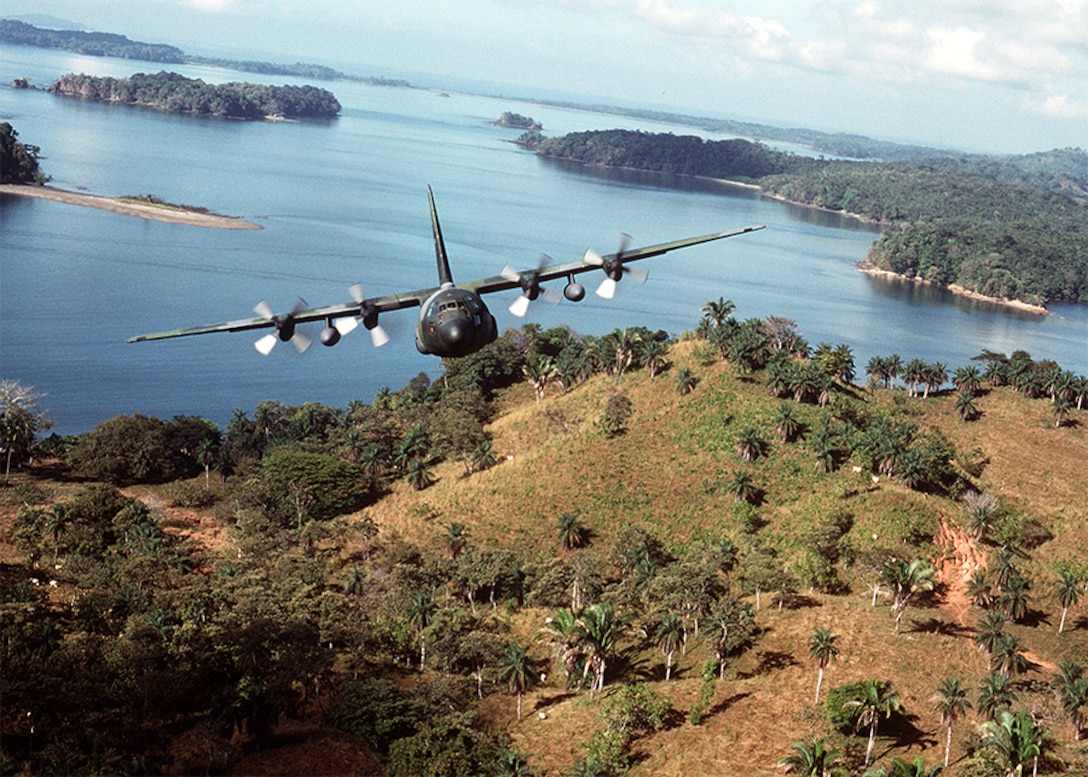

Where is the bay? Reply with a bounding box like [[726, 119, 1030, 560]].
[[1, 44, 1085, 435]]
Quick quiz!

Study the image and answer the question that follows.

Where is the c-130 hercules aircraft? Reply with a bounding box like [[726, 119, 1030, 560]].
[[129, 187, 764, 358]]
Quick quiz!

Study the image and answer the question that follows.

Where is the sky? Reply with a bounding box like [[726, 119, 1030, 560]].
[[4, 0, 1087, 153]]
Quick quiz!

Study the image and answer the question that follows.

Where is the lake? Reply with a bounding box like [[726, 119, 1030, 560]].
[[2, 44, 1086, 435]]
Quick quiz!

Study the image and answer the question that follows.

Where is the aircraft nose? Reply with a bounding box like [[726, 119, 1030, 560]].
[[441, 319, 468, 347]]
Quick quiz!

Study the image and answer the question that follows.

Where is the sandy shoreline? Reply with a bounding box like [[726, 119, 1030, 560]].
[[857, 262, 1050, 316], [0, 183, 262, 230]]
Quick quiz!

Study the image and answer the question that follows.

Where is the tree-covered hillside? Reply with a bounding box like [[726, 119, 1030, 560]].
[[0, 18, 184, 62], [48, 71, 342, 119], [524, 129, 1088, 307], [3, 313, 1086, 776]]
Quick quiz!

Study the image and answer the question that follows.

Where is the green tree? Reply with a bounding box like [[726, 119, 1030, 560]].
[[0, 379, 52, 480], [1054, 660, 1088, 741], [777, 738, 849, 776], [497, 641, 538, 721], [774, 402, 802, 442], [407, 456, 435, 490], [954, 390, 980, 422], [734, 426, 765, 462], [728, 468, 758, 505], [406, 589, 436, 670], [977, 672, 1017, 721], [701, 297, 736, 328], [886, 756, 944, 776], [931, 677, 971, 767], [557, 511, 589, 552], [579, 601, 630, 699], [809, 627, 840, 705], [1054, 567, 1081, 634], [654, 610, 685, 681], [981, 708, 1044, 777], [883, 558, 937, 635], [0, 122, 45, 183], [675, 367, 698, 395], [844, 679, 902, 767]]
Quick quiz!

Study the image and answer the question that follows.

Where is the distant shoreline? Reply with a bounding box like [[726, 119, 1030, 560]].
[[0, 183, 262, 230], [857, 262, 1051, 316]]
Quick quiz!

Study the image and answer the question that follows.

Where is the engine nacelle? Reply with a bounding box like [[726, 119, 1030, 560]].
[[320, 326, 341, 346], [564, 282, 586, 302]]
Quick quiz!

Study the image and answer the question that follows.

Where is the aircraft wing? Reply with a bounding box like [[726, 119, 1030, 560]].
[[466, 225, 765, 296], [127, 287, 433, 343]]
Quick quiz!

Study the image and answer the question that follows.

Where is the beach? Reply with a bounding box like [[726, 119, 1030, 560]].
[[857, 262, 1051, 316], [0, 183, 262, 230]]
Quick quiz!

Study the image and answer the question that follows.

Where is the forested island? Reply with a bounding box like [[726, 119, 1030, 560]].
[[520, 130, 1088, 308], [2, 313, 1087, 775], [48, 71, 341, 119]]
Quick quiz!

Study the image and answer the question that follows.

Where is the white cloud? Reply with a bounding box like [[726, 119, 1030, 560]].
[[1027, 91, 1088, 118]]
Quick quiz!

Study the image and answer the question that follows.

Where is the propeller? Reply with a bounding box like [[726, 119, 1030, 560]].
[[582, 234, 647, 299], [254, 298, 312, 355], [333, 283, 390, 348], [501, 255, 562, 317]]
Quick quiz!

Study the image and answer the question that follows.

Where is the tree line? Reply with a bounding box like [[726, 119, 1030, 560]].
[[47, 71, 342, 119], [0, 19, 185, 62]]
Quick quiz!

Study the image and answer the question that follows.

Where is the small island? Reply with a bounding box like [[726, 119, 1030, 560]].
[[494, 111, 541, 130], [48, 71, 341, 120]]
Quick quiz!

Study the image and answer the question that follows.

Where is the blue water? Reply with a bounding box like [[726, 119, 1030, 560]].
[[2, 45, 1086, 434]]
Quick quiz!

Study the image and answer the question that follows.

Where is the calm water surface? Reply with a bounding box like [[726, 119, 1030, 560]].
[[2, 45, 1085, 434]]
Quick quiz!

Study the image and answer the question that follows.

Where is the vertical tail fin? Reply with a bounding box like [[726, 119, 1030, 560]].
[[427, 185, 454, 286]]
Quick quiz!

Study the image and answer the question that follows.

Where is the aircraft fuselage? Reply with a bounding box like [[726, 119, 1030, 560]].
[[414, 284, 497, 357]]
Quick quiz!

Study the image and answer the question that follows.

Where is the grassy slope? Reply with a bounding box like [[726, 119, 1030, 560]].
[[3, 340, 1086, 775], [359, 340, 1088, 775]]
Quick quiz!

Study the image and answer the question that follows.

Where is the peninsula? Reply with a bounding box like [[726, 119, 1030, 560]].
[[0, 184, 261, 229]]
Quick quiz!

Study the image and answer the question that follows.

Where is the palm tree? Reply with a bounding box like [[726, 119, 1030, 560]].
[[640, 338, 670, 378], [931, 677, 971, 767], [578, 601, 629, 699], [884, 558, 937, 634], [728, 468, 758, 504], [1054, 661, 1088, 741], [982, 708, 1044, 777], [866, 355, 890, 390], [777, 738, 848, 776], [887, 756, 944, 777], [962, 490, 999, 541], [953, 390, 980, 422], [523, 356, 557, 404], [557, 511, 588, 551], [845, 679, 902, 767], [965, 569, 994, 609], [343, 565, 367, 603], [953, 365, 982, 394], [498, 641, 536, 721], [1055, 568, 1081, 634], [194, 437, 217, 488], [977, 672, 1017, 721], [997, 575, 1031, 623], [808, 627, 840, 705], [539, 607, 583, 690], [444, 521, 469, 559], [469, 439, 497, 473], [405, 588, 436, 670], [774, 403, 802, 442], [406, 457, 434, 490], [654, 610, 685, 680], [701, 296, 736, 328], [675, 367, 697, 395], [993, 632, 1029, 677], [734, 426, 765, 462]]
